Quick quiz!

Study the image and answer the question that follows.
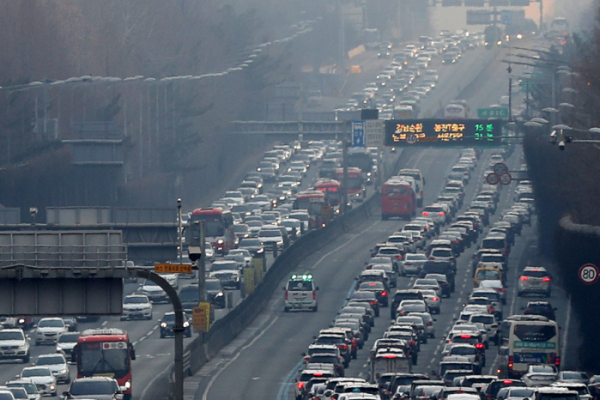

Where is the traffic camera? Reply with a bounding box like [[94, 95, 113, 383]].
[[187, 220, 203, 262]]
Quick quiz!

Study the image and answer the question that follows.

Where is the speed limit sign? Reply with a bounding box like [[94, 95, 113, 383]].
[[579, 263, 600, 284]]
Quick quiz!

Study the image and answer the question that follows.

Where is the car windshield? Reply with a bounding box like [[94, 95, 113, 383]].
[[70, 380, 116, 395], [233, 225, 249, 232], [359, 282, 384, 290], [508, 389, 534, 397], [7, 387, 28, 399], [450, 346, 476, 355], [406, 254, 427, 261], [0, 331, 24, 340], [288, 281, 312, 291], [59, 333, 80, 343], [240, 238, 261, 246], [124, 296, 148, 304], [22, 368, 51, 377], [562, 372, 587, 379], [259, 230, 281, 238], [39, 319, 64, 328], [523, 270, 549, 278], [211, 261, 238, 271], [433, 249, 452, 257], [37, 356, 65, 365], [0, 393, 15, 400], [471, 315, 494, 324], [477, 270, 499, 280], [7, 383, 37, 395]]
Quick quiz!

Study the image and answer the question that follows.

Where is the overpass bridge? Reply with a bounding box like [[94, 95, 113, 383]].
[[231, 120, 350, 140]]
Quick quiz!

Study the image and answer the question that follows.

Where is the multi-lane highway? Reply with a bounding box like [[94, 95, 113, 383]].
[[0, 38, 575, 400]]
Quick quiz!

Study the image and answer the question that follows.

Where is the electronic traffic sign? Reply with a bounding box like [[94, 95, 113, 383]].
[[384, 119, 502, 147]]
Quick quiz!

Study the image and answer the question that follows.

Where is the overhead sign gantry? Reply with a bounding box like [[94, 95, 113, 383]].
[[384, 119, 503, 147]]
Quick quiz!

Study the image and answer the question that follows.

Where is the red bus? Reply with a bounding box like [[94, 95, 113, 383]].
[[381, 179, 416, 220], [313, 178, 342, 207], [190, 207, 236, 254], [293, 190, 331, 229], [75, 328, 136, 400], [334, 167, 366, 201]]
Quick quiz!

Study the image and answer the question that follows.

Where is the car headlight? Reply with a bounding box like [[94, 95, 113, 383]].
[[256, 248, 264, 254], [18, 318, 25, 324], [124, 380, 131, 389], [59, 369, 67, 374], [50, 385, 56, 390], [183, 321, 190, 328], [215, 292, 224, 298], [160, 322, 167, 328], [217, 239, 224, 244]]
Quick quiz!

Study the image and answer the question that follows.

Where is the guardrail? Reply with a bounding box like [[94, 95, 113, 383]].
[[150, 149, 412, 400]]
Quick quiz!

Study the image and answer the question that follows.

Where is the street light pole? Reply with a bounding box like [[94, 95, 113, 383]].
[[177, 198, 183, 264]]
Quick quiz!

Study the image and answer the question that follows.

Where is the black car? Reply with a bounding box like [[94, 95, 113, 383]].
[[523, 301, 556, 320], [159, 312, 192, 338], [206, 278, 226, 309], [357, 281, 389, 307], [238, 237, 265, 257], [419, 261, 456, 292], [390, 290, 424, 319], [349, 291, 380, 317]]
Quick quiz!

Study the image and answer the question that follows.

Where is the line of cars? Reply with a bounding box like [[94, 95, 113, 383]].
[[292, 148, 500, 400]]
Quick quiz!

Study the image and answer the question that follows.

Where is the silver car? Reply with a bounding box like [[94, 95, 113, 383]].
[[518, 266, 552, 297], [408, 311, 436, 338], [401, 253, 428, 276], [35, 353, 70, 383]]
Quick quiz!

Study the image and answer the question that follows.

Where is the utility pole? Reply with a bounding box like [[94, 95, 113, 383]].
[[177, 198, 183, 264], [198, 221, 206, 302], [342, 133, 349, 215], [508, 64, 513, 122]]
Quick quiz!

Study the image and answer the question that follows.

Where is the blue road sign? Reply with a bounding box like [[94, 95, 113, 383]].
[[352, 120, 365, 147], [501, 10, 512, 25]]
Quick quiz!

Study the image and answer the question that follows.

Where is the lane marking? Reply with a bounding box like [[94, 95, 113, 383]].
[[203, 316, 280, 400], [560, 294, 571, 365]]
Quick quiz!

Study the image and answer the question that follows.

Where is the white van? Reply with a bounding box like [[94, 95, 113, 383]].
[[284, 274, 319, 312]]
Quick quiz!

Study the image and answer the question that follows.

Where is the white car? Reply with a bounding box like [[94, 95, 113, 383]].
[[121, 294, 153, 320], [467, 313, 499, 345], [418, 289, 441, 314], [19, 367, 56, 396], [35, 353, 70, 383], [56, 332, 80, 361], [141, 279, 168, 303], [35, 318, 67, 346], [227, 249, 252, 265], [401, 253, 428, 275], [257, 227, 284, 248], [6, 380, 42, 400], [413, 278, 442, 297], [159, 273, 179, 289], [0, 328, 30, 363]]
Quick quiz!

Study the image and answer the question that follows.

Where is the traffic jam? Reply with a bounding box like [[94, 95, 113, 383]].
[[289, 147, 594, 400]]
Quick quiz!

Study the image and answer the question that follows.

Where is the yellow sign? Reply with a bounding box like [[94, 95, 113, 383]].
[[193, 302, 211, 332], [154, 263, 192, 274]]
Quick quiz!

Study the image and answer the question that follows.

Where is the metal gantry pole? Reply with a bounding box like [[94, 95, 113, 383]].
[[342, 135, 349, 215], [198, 220, 206, 302], [178, 198, 183, 264], [134, 269, 185, 400]]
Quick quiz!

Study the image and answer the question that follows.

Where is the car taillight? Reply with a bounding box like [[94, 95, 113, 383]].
[[409, 340, 415, 345], [475, 343, 485, 349], [381, 291, 388, 296], [428, 321, 433, 326], [520, 276, 529, 281], [297, 382, 305, 389], [432, 297, 439, 301], [422, 212, 430, 216], [341, 344, 348, 350], [304, 356, 309, 361], [508, 356, 513, 368], [554, 356, 561, 366], [396, 254, 403, 259], [542, 277, 551, 282], [370, 301, 378, 305], [285, 290, 288, 300], [439, 212, 445, 216], [313, 290, 316, 300], [429, 256, 434, 260], [497, 288, 505, 292], [489, 306, 495, 313]]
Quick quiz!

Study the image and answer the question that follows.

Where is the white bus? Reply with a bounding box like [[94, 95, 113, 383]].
[[498, 316, 560, 379]]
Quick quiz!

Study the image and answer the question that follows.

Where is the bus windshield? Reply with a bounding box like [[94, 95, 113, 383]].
[[79, 343, 130, 379]]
